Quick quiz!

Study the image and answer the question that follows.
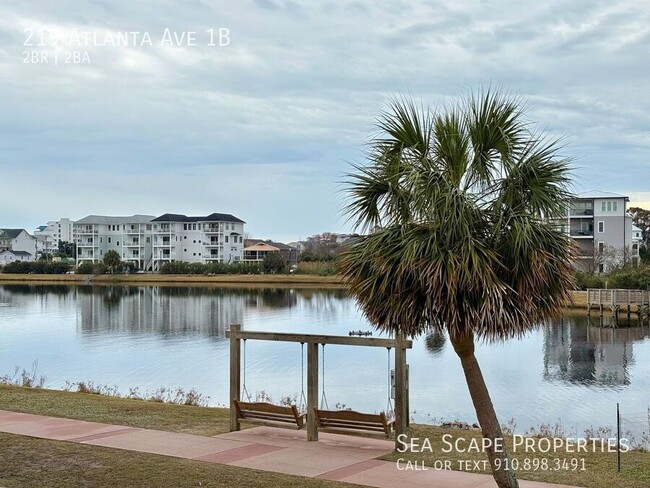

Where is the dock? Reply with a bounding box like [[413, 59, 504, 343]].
[[586, 288, 650, 319]]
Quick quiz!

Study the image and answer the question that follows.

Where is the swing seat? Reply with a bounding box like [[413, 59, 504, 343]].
[[234, 400, 306, 429], [312, 408, 394, 438]]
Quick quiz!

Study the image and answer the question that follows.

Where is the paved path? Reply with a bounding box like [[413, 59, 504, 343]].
[[0, 409, 579, 487]]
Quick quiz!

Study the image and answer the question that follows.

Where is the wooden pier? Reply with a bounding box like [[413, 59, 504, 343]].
[[587, 288, 650, 319]]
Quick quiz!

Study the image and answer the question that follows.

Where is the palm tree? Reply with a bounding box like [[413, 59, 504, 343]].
[[339, 90, 575, 488]]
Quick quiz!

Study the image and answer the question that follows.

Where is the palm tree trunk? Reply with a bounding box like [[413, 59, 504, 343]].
[[450, 331, 519, 488]]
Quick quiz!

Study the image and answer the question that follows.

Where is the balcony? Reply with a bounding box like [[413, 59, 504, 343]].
[[569, 207, 594, 217], [569, 230, 593, 238]]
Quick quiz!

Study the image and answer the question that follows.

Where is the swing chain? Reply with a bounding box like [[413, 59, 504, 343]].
[[386, 347, 394, 419], [241, 339, 252, 402], [320, 343, 329, 410]]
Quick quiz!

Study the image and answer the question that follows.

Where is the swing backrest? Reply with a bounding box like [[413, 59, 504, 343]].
[[234, 400, 306, 429], [312, 408, 393, 437]]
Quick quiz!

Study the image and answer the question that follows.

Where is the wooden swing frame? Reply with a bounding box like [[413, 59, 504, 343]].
[[226, 324, 412, 449]]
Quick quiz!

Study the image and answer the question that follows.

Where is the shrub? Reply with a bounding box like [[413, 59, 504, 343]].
[[76, 262, 94, 274], [263, 252, 287, 274], [1, 260, 70, 274]]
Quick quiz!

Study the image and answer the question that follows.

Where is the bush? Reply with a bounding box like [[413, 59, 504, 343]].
[[76, 262, 94, 274], [161, 260, 263, 275], [263, 252, 287, 274], [1, 261, 71, 274], [575, 265, 650, 290], [160, 261, 191, 274]]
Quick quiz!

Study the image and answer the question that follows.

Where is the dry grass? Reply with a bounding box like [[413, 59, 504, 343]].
[[0, 273, 346, 288], [382, 424, 650, 488], [0, 385, 231, 436], [0, 432, 353, 488], [2, 386, 648, 488]]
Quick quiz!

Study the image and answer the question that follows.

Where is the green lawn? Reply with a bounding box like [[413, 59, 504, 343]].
[[1, 386, 648, 488]]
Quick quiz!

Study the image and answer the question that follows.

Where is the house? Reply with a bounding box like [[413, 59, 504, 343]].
[[74, 215, 156, 269], [150, 213, 245, 270], [0, 228, 37, 256], [243, 239, 298, 265], [563, 191, 639, 273], [0, 249, 34, 265]]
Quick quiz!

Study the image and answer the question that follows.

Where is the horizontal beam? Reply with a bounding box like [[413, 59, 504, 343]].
[[225, 329, 412, 349]]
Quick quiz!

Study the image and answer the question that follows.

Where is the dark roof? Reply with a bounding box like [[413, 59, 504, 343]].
[[0, 228, 26, 239], [11, 250, 32, 256], [0, 249, 32, 256], [152, 213, 245, 223], [245, 239, 295, 250]]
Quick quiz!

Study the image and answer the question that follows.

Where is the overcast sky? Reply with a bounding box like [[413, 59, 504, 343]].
[[1, 0, 649, 242]]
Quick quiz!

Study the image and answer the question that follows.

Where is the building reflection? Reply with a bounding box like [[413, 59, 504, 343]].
[[543, 314, 649, 386]]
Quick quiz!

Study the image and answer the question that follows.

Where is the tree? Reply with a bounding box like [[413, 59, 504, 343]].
[[58, 240, 76, 258], [628, 206, 650, 245], [103, 250, 121, 274], [339, 91, 575, 488], [262, 251, 286, 274]]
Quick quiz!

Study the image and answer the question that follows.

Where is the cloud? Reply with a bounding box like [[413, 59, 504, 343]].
[[1, 0, 650, 238]]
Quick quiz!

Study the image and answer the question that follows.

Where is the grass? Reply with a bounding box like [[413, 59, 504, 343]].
[[0, 273, 346, 288], [382, 424, 650, 488], [0, 385, 231, 436], [2, 386, 648, 487], [0, 433, 352, 488]]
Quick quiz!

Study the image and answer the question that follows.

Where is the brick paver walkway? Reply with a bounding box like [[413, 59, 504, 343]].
[[0, 410, 579, 487]]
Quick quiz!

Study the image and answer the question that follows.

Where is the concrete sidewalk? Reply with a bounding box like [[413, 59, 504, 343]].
[[0, 409, 578, 488]]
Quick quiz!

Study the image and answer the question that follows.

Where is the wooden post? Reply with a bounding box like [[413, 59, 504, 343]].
[[307, 342, 319, 441], [394, 332, 407, 449], [229, 324, 241, 432]]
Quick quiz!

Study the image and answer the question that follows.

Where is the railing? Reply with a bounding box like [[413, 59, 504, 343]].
[[587, 288, 650, 314], [570, 230, 594, 237]]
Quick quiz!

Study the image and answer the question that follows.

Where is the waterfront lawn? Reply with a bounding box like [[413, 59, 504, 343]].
[[0, 432, 351, 488], [381, 423, 650, 488], [2, 386, 648, 488], [0, 385, 232, 436]]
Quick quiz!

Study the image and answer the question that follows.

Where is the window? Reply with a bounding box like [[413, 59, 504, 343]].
[[198, 240, 201, 243], [193, 224, 197, 230], [607, 201, 612, 211], [598, 263, 604, 273], [108, 237, 111, 243], [146, 237, 150, 243], [193, 240, 196, 243], [225, 236, 229, 243], [612, 201, 618, 212], [184, 224, 187, 230], [598, 221, 604, 233], [598, 242, 604, 253], [184, 249, 187, 252], [601, 202, 606, 212], [133, 250, 139, 257], [193, 252, 196, 256], [116, 241, 119, 246]]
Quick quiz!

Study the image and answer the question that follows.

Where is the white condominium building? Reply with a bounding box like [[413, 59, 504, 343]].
[[74, 215, 156, 269], [74, 212, 245, 271], [151, 213, 245, 270]]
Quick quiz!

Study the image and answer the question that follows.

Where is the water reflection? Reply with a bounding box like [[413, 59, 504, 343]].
[[1, 284, 648, 432], [543, 313, 649, 387]]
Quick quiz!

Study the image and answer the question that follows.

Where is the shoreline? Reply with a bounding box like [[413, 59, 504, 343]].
[[0, 273, 347, 289], [0, 276, 629, 312]]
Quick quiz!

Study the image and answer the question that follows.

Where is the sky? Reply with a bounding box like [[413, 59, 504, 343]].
[[1, 0, 649, 242]]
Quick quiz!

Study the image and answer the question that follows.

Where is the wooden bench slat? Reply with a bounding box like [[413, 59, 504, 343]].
[[313, 408, 392, 436], [234, 400, 305, 429]]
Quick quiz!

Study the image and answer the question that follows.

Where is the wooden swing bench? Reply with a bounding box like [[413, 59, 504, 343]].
[[313, 408, 393, 438], [233, 400, 306, 429]]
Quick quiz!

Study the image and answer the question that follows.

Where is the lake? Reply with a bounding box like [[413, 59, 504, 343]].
[[1, 284, 648, 441]]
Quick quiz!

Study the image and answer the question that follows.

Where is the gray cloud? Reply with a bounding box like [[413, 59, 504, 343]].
[[1, 0, 649, 240]]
